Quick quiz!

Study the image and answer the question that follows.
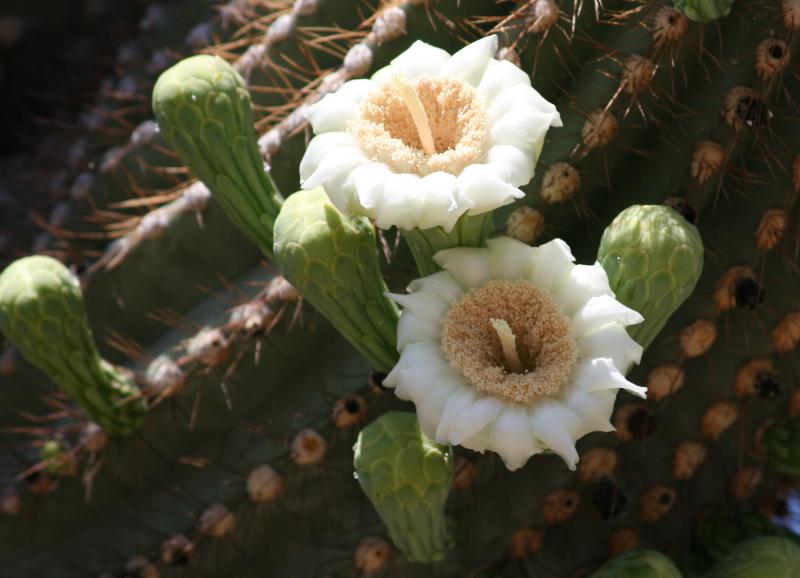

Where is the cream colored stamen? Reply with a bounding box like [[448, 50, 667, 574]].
[[392, 75, 436, 155], [490, 318, 523, 373], [441, 280, 578, 405]]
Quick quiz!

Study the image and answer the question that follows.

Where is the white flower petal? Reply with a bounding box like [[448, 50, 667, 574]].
[[299, 133, 367, 210], [562, 390, 615, 434], [407, 271, 465, 306], [458, 164, 525, 216], [388, 40, 451, 80], [417, 172, 473, 232], [487, 144, 535, 187], [416, 380, 459, 439], [388, 290, 449, 321], [529, 401, 581, 470], [490, 105, 561, 160], [486, 237, 535, 280], [528, 238, 575, 294], [348, 162, 392, 216], [446, 396, 504, 446], [396, 311, 440, 349], [299, 132, 358, 183], [556, 263, 614, 316], [435, 386, 478, 442], [385, 342, 454, 395], [573, 358, 647, 398], [305, 79, 374, 133], [571, 295, 644, 338], [440, 35, 498, 86], [477, 58, 531, 104], [371, 173, 427, 230], [577, 324, 643, 372], [486, 84, 561, 127], [433, 247, 493, 289], [488, 406, 541, 471]]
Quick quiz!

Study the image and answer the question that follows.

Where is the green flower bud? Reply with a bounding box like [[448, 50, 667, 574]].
[[706, 537, 800, 578], [674, 0, 734, 22], [353, 412, 454, 563], [0, 256, 145, 434], [597, 205, 703, 349], [589, 550, 682, 578], [763, 418, 800, 476], [152, 54, 283, 258], [273, 188, 399, 372]]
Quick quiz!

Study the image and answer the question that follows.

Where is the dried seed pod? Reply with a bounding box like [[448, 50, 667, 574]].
[[691, 140, 726, 184], [680, 319, 717, 358], [526, 0, 559, 32], [186, 327, 228, 366], [774, 312, 800, 355], [372, 6, 406, 43], [724, 87, 771, 130], [756, 209, 788, 251], [543, 489, 579, 524], [332, 394, 368, 428], [540, 162, 580, 203], [621, 54, 656, 94], [609, 528, 640, 557], [578, 447, 618, 483], [714, 266, 764, 312], [735, 358, 780, 399], [702, 401, 738, 439], [581, 109, 618, 149], [355, 537, 392, 573], [229, 300, 274, 332], [343, 43, 372, 76], [730, 467, 762, 501], [125, 555, 159, 578], [265, 275, 302, 303], [647, 363, 685, 401], [505, 206, 544, 244], [0, 486, 20, 515], [639, 485, 676, 522], [673, 441, 707, 479], [451, 457, 477, 491], [614, 404, 656, 441], [199, 503, 235, 537], [291, 428, 327, 465], [652, 5, 689, 47], [247, 465, 284, 502], [161, 534, 193, 565], [783, 0, 800, 31], [755, 38, 790, 80], [592, 477, 628, 520], [145, 355, 185, 398], [509, 528, 543, 559]]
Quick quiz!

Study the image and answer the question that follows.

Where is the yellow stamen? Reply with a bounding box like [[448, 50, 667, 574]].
[[490, 318, 523, 374], [392, 75, 437, 155]]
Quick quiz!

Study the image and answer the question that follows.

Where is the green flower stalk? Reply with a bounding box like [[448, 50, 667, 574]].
[[0, 256, 145, 434], [762, 418, 800, 476], [353, 412, 454, 563], [403, 213, 495, 277], [589, 550, 682, 578], [273, 188, 399, 372], [597, 205, 703, 349], [152, 54, 283, 258], [706, 537, 800, 578], [673, 0, 735, 22]]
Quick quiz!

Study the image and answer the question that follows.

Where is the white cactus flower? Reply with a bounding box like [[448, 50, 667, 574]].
[[299, 36, 561, 232], [384, 236, 646, 471]]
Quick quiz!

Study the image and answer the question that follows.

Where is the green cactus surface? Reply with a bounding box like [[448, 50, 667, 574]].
[[763, 419, 800, 476], [589, 550, 682, 578], [674, 0, 735, 22]]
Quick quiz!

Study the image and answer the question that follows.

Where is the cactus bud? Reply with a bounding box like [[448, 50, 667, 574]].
[[353, 412, 454, 562], [673, 0, 735, 22], [152, 55, 283, 258], [589, 550, 681, 578], [0, 256, 145, 434], [706, 537, 800, 578], [273, 188, 399, 371], [597, 205, 703, 349]]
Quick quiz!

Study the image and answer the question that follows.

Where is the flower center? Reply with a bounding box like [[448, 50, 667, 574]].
[[440, 280, 578, 405], [350, 76, 487, 176]]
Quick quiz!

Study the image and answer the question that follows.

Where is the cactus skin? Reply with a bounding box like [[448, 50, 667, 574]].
[[152, 54, 283, 258], [597, 205, 703, 349], [353, 412, 454, 563], [763, 419, 800, 476], [0, 256, 145, 434], [589, 550, 682, 578], [273, 187, 399, 372], [706, 537, 800, 578], [673, 0, 735, 22]]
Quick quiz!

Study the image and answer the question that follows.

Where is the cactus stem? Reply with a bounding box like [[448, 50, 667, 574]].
[[490, 318, 524, 373], [391, 75, 437, 155]]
